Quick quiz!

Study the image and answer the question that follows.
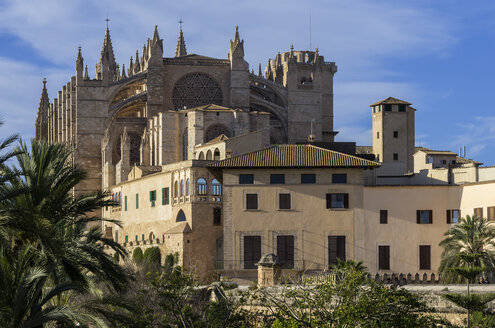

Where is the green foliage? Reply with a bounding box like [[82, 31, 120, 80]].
[[439, 214, 495, 283], [132, 247, 144, 264], [113, 251, 120, 262], [144, 246, 161, 266], [443, 293, 495, 312], [471, 311, 495, 327], [248, 266, 447, 328]]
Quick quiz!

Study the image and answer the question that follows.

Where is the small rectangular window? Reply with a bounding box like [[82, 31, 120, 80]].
[[326, 193, 349, 209], [384, 104, 392, 111], [488, 207, 495, 221], [393, 153, 398, 161], [416, 210, 433, 224], [213, 207, 221, 225], [142, 234, 144, 241], [442, 160, 447, 165], [162, 187, 170, 205], [239, 174, 254, 184], [332, 173, 347, 184], [124, 196, 127, 211], [246, 194, 258, 210], [419, 245, 431, 270], [125, 235, 128, 243], [328, 236, 346, 267], [301, 173, 316, 184], [380, 210, 388, 224], [475, 207, 484, 218], [270, 174, 285, 184], [135, 235, 138, 242], [377, 131, 380, 139], [378, 245, 390, 270], [279, 193, 291, 210], [398, 104, 406, 112], [393, 131, 398, 138], [150, 190, 156, 207], [446, 209, 460, 224], [136, 193, 139, 209]]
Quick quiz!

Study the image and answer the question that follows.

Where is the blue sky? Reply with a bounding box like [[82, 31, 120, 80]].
[[0, 0, 494, 165]]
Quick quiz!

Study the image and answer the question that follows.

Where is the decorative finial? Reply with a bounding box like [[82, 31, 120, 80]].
[[290, 44, 294, 51], [105, 15, 110, 29], [178, 17, 184, 30], [43, 77, 47, 86]]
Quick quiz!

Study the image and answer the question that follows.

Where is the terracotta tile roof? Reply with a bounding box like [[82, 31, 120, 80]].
[[203, 134, 229, 145], [416, 148, 457, 156], [370, 97, 412, 106], [164, 222, 192, 234], [208, 144, 380, 168]]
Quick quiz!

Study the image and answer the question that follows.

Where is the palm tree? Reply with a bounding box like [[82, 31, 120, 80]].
[[439, 214, 495, 282], [0, 140, 129, 291]]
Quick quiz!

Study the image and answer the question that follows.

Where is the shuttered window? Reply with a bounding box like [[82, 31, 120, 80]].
[[419, 245, 431, 270], [246, 194, 258, 210], [244, 236, 261, 269], [162, 187, 170, 205], [474, 207, 484, 218], [488, 207, 495, 221], [328, 236, 346, 267], [136, 193, 139, 209], [378, 245, 390, 270], [301, 173, 316, 184], [326, 193, 349, 209], [446, 209, 460, 224], [279, 193, 291, 210], [150, 190, 156, 207], [416, 210, 433, 224], [277, 235, 294, 269], [380, 210, 388, 224], [124, 196, 127, 211], [270, 174, 285, 184]]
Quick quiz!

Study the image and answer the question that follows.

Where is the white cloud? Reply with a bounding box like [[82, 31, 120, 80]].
[[448, 116, 495, 160]]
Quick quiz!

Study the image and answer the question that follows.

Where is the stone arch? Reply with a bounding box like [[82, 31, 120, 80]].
[[214, 148, 221, 160], [197, 177, 207, 195], [114, 132, 142, 166], [186, 178, 190, 195], [198, 151, 205, 160], [250, 100, 288, 144], [172, 72, 223, 110], [206, 150, 212, 160], [149, 231, 154, 242], [180, 179, 184, 196], [174, 180, 179, 197], [176, 209, 186, 222], [212, 179, 221, 196], [204, 123, 231, 143]]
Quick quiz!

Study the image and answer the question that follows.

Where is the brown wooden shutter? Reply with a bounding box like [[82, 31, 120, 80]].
[[343, 194, 349, 208], [279, 194, 291, 210], [417, 210, 421, 224], [326, 194, 331, 209], [380, 210, 388, 224], [328, 236, 337, 267], [244, 236, 261, 269], [246, 194, 258, 210], [277, 235, 294, 269], [337, 236, 346, 262], [419, 245, 431, 270], [378, 246, 390, 270], [429, 210, 433, 224], [446, 210, 451, 224]]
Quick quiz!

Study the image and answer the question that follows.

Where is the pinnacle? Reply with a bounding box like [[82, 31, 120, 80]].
[[174, 28, 187, 57], [152, 25, 160, 43]]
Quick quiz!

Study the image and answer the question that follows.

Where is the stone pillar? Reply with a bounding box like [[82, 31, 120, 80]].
[[256, 253, 282, 287]]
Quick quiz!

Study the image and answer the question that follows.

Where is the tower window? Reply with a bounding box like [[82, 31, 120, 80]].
[[398, 104, 406, 112], [393, 131, 398, 138], [377, 132, 380, 139], [384, 104, 392, 111], [393, 153, 398, 161]]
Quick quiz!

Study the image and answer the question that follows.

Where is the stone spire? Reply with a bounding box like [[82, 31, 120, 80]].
[[84, 65, 89, 80], [76, 46, 84, 71], [128, 56, 133, 76], [35, 78, 50, 140], [121, 64, 127, 79], [98, 27, 117, 81], [174, 28, 187, 57], [151, 25, 163, 51], [229, 25, 244, 58], [134, 50, 141, 72], [258, 63, 262, 76]]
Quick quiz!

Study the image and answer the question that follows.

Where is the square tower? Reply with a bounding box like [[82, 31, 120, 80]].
[[371, 97, 415, 175]]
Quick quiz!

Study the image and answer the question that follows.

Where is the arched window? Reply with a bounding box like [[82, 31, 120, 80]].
[[186, 178, 190, 195], [182, 128, 188, 160], [118, 192, 121, 205], [172, 73, 223, 110], [214, 148, 220, 160], [197, 178, 207, 195], [180, 179, 184, 196], [198, 151, 205, 160], [212, 179, 221, 196], [204, 124, 231, 143], [149, 232, 154, 242], [176, 209, 186, 222], [174, 181, 179, 197], [206, 150, 212, 160]]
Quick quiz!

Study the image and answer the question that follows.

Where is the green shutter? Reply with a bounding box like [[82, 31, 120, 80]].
[[135, 235, 138, 242], [150, 191, 152, 201], [124, 196, 127, 211], [162, 188, 165, 205], [136, 194, 139, 209], [142, 234, 144, 241], [165, 187, 170, 205], [125, 235, 128, 243]]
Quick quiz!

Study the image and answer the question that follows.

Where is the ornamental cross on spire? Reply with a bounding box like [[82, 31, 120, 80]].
[[105, 16, 110, 28], [178, 18, 183, 30]]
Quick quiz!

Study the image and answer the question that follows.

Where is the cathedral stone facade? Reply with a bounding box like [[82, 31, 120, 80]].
[[35, 25, 338, 195]]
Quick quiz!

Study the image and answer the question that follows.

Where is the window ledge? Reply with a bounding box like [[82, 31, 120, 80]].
[[327, 208, 351, 211], [277, 209, 294, 211], [244, 209, 260, 212]]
